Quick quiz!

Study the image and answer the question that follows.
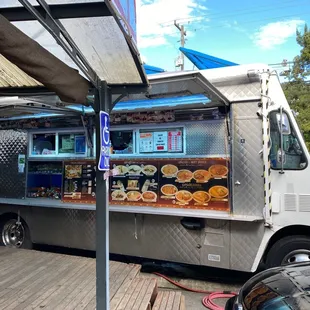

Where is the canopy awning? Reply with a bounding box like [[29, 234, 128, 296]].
[[123, 70, 230, 106], [180, 47, 238, 70], [143, 64, 165, 75], [0, 0, 148, 105]]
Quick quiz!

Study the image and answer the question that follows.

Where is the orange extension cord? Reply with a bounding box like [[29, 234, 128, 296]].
[[153, 272, 237, 310]]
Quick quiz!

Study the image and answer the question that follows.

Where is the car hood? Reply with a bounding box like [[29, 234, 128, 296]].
[[240, 263, 310, 309]]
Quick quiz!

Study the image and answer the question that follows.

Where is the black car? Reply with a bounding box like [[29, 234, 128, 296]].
[[225, 262, 310, 310]]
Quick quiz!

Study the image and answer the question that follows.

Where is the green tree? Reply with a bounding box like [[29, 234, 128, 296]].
[[282, 24, 310, 149]]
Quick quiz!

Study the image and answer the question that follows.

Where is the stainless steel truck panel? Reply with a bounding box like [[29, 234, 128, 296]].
[[0, 130, 27, 198]]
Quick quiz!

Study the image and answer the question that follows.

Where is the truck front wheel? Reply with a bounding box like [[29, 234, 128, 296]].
[[0, 218, 32, 249], [266, 235, 310, 268]]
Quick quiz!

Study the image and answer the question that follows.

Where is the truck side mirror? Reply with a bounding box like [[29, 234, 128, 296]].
[[276, 113, 291, 135]]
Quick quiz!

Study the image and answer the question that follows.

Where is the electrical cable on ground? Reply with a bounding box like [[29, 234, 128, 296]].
[[153, 272, 237, 310]]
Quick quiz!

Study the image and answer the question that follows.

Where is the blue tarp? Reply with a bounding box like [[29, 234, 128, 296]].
[[180, 47, 238, 70], [143, 64, 165, 75]]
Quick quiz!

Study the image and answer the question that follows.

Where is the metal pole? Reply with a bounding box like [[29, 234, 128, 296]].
[[95, 81, 111, 310], [174, 20, 186, 71]]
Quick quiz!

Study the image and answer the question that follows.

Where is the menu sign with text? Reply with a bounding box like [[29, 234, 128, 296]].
[[63, 160, 96, 203], [109, 158, 229, 211], [168, 131, 182, 152]]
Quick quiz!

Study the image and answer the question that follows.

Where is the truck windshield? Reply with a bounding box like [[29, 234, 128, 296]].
[[270, 111, 307, 170]]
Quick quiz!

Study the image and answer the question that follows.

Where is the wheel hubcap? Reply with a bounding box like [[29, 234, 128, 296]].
[[282, 250, 310, 265], [2, 220, 25, 248]]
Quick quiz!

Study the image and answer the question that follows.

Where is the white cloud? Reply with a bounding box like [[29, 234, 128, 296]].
[[136, 0, 208, 49], [222, 20, 247, 34], [253, 19, 305, 50]]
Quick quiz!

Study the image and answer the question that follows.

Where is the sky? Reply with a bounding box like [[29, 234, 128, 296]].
[[135, 0, 310, 73]]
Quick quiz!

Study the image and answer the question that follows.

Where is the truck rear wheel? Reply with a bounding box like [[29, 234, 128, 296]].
[[266, 235, 310, 268], [0, 217, 32, 249]]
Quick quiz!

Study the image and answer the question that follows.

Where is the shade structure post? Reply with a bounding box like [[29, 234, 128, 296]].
[[95, 81, 111, 310]]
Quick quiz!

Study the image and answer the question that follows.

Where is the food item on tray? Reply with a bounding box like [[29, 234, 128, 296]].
[[112, 180, 125, 191], [209, 165, 228, 177], [193, 170, 211, 182], [65, 165, 82, 179], [209, 186, 229, 198], [161, 164, 178, 176], [127, 180, 139, 189], [127, 191, 142, 201], [142, 165, 157, 176], [111, 190, 127, 200], [175, 190, 193, 203], [176, 170, 193, 182], [115, 165, 128, 175], [161, 184, 178, 196], [141, 179, 151, 192], [193, 191, 211, 203], [128, 165, 142, 174], [142, 191, 157, 202]]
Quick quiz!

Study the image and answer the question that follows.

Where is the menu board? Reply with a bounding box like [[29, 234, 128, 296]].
[[153, 132, 168, 152], [109, 158, 230, 211], [168, 131, 182, 152], [139, 133, 153, 153], [63, 160, 96, 203]]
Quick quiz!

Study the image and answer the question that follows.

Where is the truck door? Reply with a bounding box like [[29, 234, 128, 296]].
[[231, 102, 265, 217]]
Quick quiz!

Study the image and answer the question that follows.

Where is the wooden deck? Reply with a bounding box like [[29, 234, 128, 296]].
[[0, 247, 185, 310]]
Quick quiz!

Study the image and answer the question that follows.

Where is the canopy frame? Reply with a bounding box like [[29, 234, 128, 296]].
[[0, 0, 149, 99]]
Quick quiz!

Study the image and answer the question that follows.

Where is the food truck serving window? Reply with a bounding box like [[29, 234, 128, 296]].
[[59, 133, 86, 155], [110, 130, 134, 155], [30, 130, 87, 158], [139, 128, 184, 154], [32, 133, 56, 156]]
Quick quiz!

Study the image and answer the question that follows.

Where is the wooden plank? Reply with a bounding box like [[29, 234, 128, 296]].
[[138, 279, 157, 310], [83, 296, 96, 310], [179, 295, 186, 310], [172, 292, 182, 310], [72, 279, 96, 310], [165, 291, 176, 310], [110, 264, 141, 310], [159, 290, 169, 310], [115, 277, 141, 310], [21, 258, 91, 310], [0, 254, 68, 309], [132, 278, 157, 310], [152, 291, 164, 310], [0, 248, 154, 310], [109, 261, 123, 279], [0, 250, 52, 279], [55, 267, 96, 310], [110, 264, 134, 300], [41, 261, 96, 310], [3, 255, 85, 310], [32, 261, 95, 309], [120, 278, 146, 310]]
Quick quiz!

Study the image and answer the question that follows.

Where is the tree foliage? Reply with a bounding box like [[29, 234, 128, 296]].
[[282, 24, 310, 149]]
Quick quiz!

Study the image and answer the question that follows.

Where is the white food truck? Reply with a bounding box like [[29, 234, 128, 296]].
[[0, 63, 309, 272]]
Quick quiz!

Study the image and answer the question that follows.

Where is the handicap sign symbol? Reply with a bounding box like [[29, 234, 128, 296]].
[[98, 111, 110, 171]]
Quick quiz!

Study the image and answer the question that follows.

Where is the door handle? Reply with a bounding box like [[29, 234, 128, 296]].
[[235, 180, 241, 186]]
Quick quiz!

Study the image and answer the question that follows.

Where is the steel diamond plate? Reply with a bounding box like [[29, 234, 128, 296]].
[[110, 212, 201, 265], [186, 121, 228, 156], [0, 130, 27, 198], [230, 221, 265, 271], [232, 103, 264, 216]]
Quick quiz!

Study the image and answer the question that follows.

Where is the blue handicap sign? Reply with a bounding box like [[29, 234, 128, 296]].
[[98, 111, 110, 171]]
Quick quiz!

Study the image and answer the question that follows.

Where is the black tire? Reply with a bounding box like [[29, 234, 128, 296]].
[[0, 217, 32, 249], [266, 235, 310, 268], [225, 296, 237, 310]]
